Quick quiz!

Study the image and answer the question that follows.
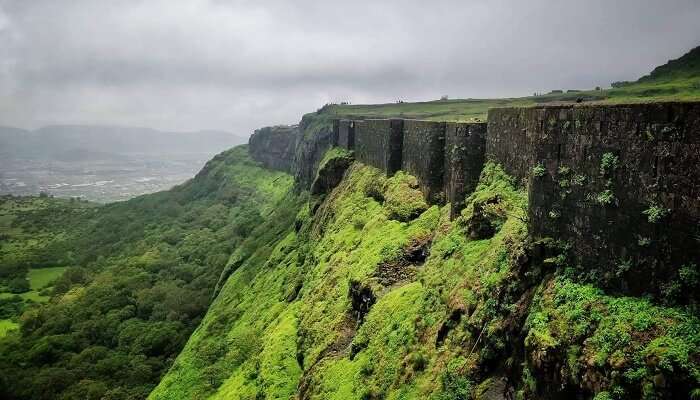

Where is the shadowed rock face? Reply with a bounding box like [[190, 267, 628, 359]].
[[487, 102, 700, 298], [248, 125, 298, 172], [310, 153, 353, 195]]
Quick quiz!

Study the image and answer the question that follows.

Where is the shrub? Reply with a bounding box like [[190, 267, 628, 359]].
[[595, 189, 616, 206], [7, 277, 30, 294], [599, 152, 619, 176], [532, 163, 546, 178], [642, 202, 670, 223]]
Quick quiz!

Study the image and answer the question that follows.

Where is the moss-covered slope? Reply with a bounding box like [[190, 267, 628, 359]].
[[150, 153, 699, 399]]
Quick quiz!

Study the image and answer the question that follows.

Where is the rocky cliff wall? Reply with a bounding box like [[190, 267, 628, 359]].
[[487, 103, 700, 296], [248, 125, 298, 173]]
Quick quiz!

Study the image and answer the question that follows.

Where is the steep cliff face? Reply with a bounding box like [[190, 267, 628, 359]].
[[248, 125, 299, 172]]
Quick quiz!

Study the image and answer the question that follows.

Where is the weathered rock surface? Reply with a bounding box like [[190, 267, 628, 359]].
[[248, 125, 298, 172]]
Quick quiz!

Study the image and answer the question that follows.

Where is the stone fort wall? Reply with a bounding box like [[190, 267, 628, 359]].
[[332, 118, 487, 218], [487, 103, 700, 295], [249, 102, 700, 297]]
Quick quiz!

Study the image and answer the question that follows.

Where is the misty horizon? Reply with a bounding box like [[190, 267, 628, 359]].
[[2, 0, 700, 134]]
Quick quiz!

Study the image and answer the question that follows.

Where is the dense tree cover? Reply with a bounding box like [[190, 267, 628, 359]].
[[0, 146, 293, 400]]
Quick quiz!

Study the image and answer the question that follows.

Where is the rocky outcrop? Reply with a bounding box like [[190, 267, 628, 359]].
[[248, 125, 298, 172], [292, 115, 336, 189], [310, 151, 354, 195]]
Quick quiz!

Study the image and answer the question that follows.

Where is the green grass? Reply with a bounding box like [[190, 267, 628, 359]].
[[310, 47, 699, 124], [319, 77, 700, 124], [0, 319, 18, 337], [27, 266, 67, 291]]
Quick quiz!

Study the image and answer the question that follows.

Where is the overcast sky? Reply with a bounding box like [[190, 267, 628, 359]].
[[0, 0, 699, 135]]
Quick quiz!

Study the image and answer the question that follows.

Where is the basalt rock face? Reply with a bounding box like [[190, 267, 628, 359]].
[[249, 102, 699, 299], [248, 125, 298, 173], [292, 116, 336, 190], [310, 152, 354, 195], [487, 103, 700, 298]]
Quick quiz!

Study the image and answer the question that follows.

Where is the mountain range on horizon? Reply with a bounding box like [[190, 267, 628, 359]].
[[0, 124, 248, 161]]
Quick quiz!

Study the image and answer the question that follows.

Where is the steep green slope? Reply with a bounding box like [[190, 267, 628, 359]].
[[0, 146, 293, 400], [151, 153, 699, 399]]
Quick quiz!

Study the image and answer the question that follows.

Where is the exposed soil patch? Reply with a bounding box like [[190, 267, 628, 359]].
[[375, 235, 432, 286], [466, 194, 503, 239], [349, 280, 376, 324]]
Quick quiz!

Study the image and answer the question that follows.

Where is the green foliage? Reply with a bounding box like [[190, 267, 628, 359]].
[[532, 163, 546, 178], [438, 358, 472, 400], [0, 145, 294, 400], [525, 276, 700, 397], [383, 172, 429, 222], [595, 189, 616, 206], [6, 277, 29, 293], [642, 202, 670, 223], [600, 152, 619, 176]]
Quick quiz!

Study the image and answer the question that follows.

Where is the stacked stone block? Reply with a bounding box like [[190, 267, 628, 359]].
[[401, 120, 447, 203], [444, 122, 487, 219], [338, 119, 356, 149], [354, 119, 404, 176], [487, 102, 700, 296]]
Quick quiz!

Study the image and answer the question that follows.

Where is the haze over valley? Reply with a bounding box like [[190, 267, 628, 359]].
[[0, 125, 245, 201]]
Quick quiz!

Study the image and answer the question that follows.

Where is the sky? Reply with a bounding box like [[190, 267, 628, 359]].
[[0, 0, 699, 135]]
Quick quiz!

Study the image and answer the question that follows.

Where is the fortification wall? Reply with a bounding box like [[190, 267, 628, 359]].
[[401, 120, 447, 203], [354, 119, 404, 175], [338, 119, 355, 149], [252, 102, 699, 298], [487, 103, 700, 295], [444, 122, 487, 218], [248, 125, 298, 173]]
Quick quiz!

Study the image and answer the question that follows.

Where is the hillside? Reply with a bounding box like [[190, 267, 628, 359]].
[[0, 146, 293, 399]]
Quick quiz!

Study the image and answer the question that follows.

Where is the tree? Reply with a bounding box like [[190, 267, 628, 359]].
[[7, 277, 30, 294]]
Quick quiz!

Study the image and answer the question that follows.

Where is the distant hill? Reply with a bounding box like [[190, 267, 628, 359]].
[[638, 45, 700, 82], [0, 124, 247, 160]]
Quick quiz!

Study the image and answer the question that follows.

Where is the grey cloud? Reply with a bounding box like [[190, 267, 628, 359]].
[[0, 0, 699, 134]]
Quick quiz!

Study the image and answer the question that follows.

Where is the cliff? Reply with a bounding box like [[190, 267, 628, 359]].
[[248, 125, 298, 172]]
